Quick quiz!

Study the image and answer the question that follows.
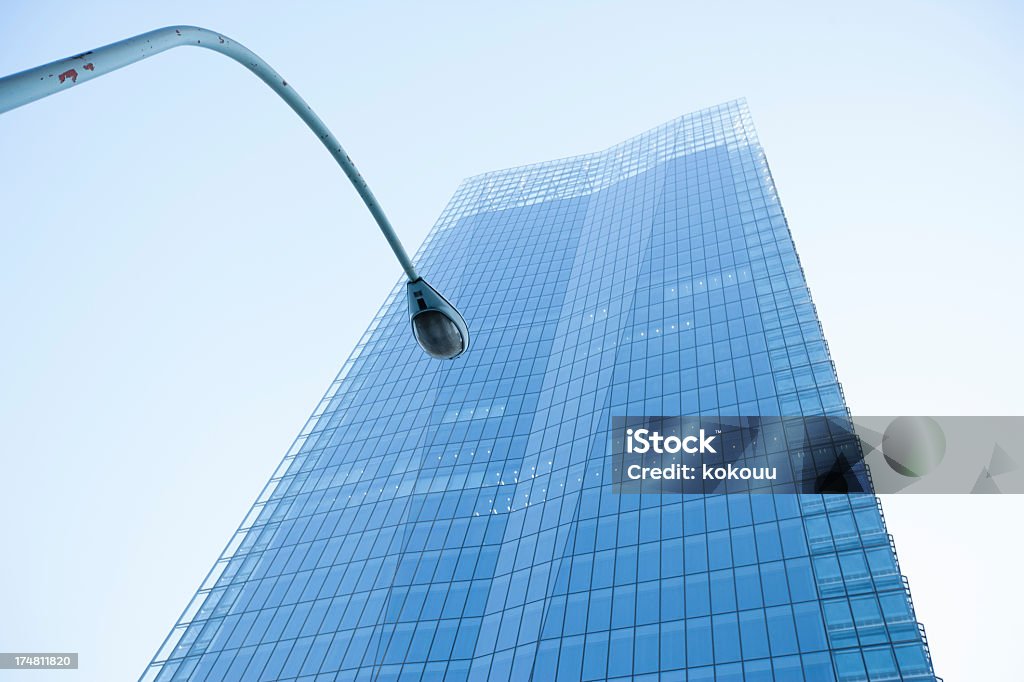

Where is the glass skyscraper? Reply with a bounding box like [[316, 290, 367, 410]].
[[143, 99, 938, 682]]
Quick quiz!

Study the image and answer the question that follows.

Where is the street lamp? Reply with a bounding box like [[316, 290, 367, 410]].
[[0, 25, 469, 360]]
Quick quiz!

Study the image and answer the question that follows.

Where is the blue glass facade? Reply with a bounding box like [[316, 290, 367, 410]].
[[143, 99, 938, 682]]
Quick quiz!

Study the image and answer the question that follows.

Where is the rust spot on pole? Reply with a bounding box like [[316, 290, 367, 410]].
[[58, 69, 79, 84], [83, 63, 95, 71]]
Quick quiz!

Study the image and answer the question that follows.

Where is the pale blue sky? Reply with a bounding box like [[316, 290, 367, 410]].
[[1, 2, 1021, 680]]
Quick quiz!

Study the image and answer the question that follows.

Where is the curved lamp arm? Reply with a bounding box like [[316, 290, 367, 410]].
[[0, 25, 419, 281]]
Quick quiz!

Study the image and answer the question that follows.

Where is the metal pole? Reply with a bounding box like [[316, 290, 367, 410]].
[[0, 25, 420, 281]]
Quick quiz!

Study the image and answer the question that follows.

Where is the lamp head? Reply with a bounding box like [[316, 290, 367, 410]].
[[407, 278, 469, 360]]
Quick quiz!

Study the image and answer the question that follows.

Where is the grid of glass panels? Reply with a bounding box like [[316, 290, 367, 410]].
[[142, 99, 938, 682]]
